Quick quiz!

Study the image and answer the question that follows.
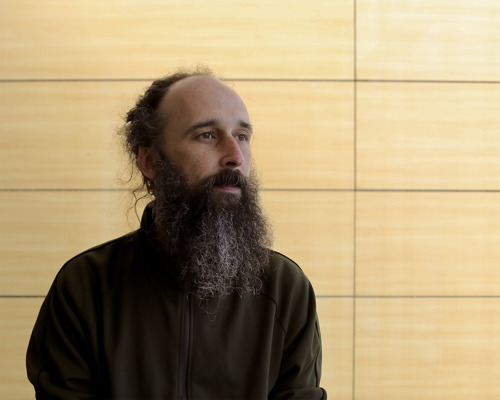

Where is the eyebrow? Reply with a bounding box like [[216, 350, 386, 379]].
[[184, 119, 253, 136], [240, 121, 253, 133]]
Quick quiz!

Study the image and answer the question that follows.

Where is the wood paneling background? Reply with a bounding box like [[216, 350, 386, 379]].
[[1, 1, 499, 399]]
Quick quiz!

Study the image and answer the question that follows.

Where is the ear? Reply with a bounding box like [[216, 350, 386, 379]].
[[137, 146, 158, 180]]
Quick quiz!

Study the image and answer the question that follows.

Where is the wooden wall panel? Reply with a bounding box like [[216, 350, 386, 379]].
[[316, 297, 353, 400], [355, 298, 500, 400], [0, 81, 140, 189], [262, 191, 354, 296], [0, 298, 44, 400], [238, 81, 355, 190], [1, 190, 349, 297], [357, 82, 500, 190], [0, 0, 354, 80], [0, 81, 353, 190], [356, 192, 500, 296], [0, 191, 140, 296], [357, 0, 500, 80]]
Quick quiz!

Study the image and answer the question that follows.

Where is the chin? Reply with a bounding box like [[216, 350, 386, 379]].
[[211, 190, 242, 208]]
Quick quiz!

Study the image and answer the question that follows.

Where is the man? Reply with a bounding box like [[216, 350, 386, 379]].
[[26, 68, 326, 399]]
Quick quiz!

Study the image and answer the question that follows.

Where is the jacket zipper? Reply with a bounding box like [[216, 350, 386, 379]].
[[180, 293, 191, 400]]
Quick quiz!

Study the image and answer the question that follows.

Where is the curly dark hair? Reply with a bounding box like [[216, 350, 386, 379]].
[[120, 66, 215, 194]]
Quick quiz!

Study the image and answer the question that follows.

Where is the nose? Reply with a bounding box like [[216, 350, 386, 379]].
[[219, 136, 245, 169]]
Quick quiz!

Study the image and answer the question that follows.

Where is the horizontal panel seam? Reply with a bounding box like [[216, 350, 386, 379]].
[[0, 78, 499, 85], [4, 295, 500, 299], [3, 188, 500, 193]]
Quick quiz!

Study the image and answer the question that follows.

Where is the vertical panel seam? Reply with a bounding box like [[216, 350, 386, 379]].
[[352, 1, 358, 399]]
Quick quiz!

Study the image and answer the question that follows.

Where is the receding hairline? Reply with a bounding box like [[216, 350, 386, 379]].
[[155, 75, 247, 133], [161, 74, 239, 104]]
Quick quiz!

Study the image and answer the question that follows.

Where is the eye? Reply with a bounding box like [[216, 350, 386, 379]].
[[197, 131, 215, 140], [236, 133, 249, 142]]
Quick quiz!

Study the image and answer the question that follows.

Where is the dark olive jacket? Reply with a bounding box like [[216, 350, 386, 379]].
[[27, 208, 326, 399]]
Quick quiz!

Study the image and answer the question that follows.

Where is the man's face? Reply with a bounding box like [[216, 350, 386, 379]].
[[156, 76, 252, 197]]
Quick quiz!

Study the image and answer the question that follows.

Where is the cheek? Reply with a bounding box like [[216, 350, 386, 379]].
[[181, 153, 215, 182], [242, 149, 252, 174]]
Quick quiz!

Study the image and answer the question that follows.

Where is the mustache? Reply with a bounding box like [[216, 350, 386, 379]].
[[202, 169, 249, 190]]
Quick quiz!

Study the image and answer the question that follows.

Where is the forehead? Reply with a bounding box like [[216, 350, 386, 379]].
[[158, 76, 250, 128]]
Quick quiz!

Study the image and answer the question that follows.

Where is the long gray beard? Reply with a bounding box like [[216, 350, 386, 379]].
[[150, 159, 273, 301]]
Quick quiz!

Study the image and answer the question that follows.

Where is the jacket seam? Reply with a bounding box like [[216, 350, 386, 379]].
[[258, 292, 286, 335]]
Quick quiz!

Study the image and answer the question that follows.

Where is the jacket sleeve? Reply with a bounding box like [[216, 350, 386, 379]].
[[26, 263, 100, 399], [268, 261, 327, 400]]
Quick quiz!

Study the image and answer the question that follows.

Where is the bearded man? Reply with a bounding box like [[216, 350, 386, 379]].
[[26, 69, 326, 399]]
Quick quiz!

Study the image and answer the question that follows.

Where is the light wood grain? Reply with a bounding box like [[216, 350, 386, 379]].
[[1, 190, 349, 296], [237, 81, 355, 190], [357, 82, 500, 190], [316, 297, 353, 400], [355, 298, 500, 400], [0, 0, 353, 80], [0, 81, 354, 190], [262, 191, 354, 296], [0, 191, 141, 295], [356, 191, 500, 296], [0, 81, 143, 189], [0, 298, 44, 400], [357, 0, 500, 80]]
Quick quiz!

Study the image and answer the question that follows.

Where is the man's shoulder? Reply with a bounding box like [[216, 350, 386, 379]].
[[266, 251, 309, 282], [64, 231, 138, 267], [262, 251, 315, 299], [52, 231, 140, 292], [259, 251, 317, 331]]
